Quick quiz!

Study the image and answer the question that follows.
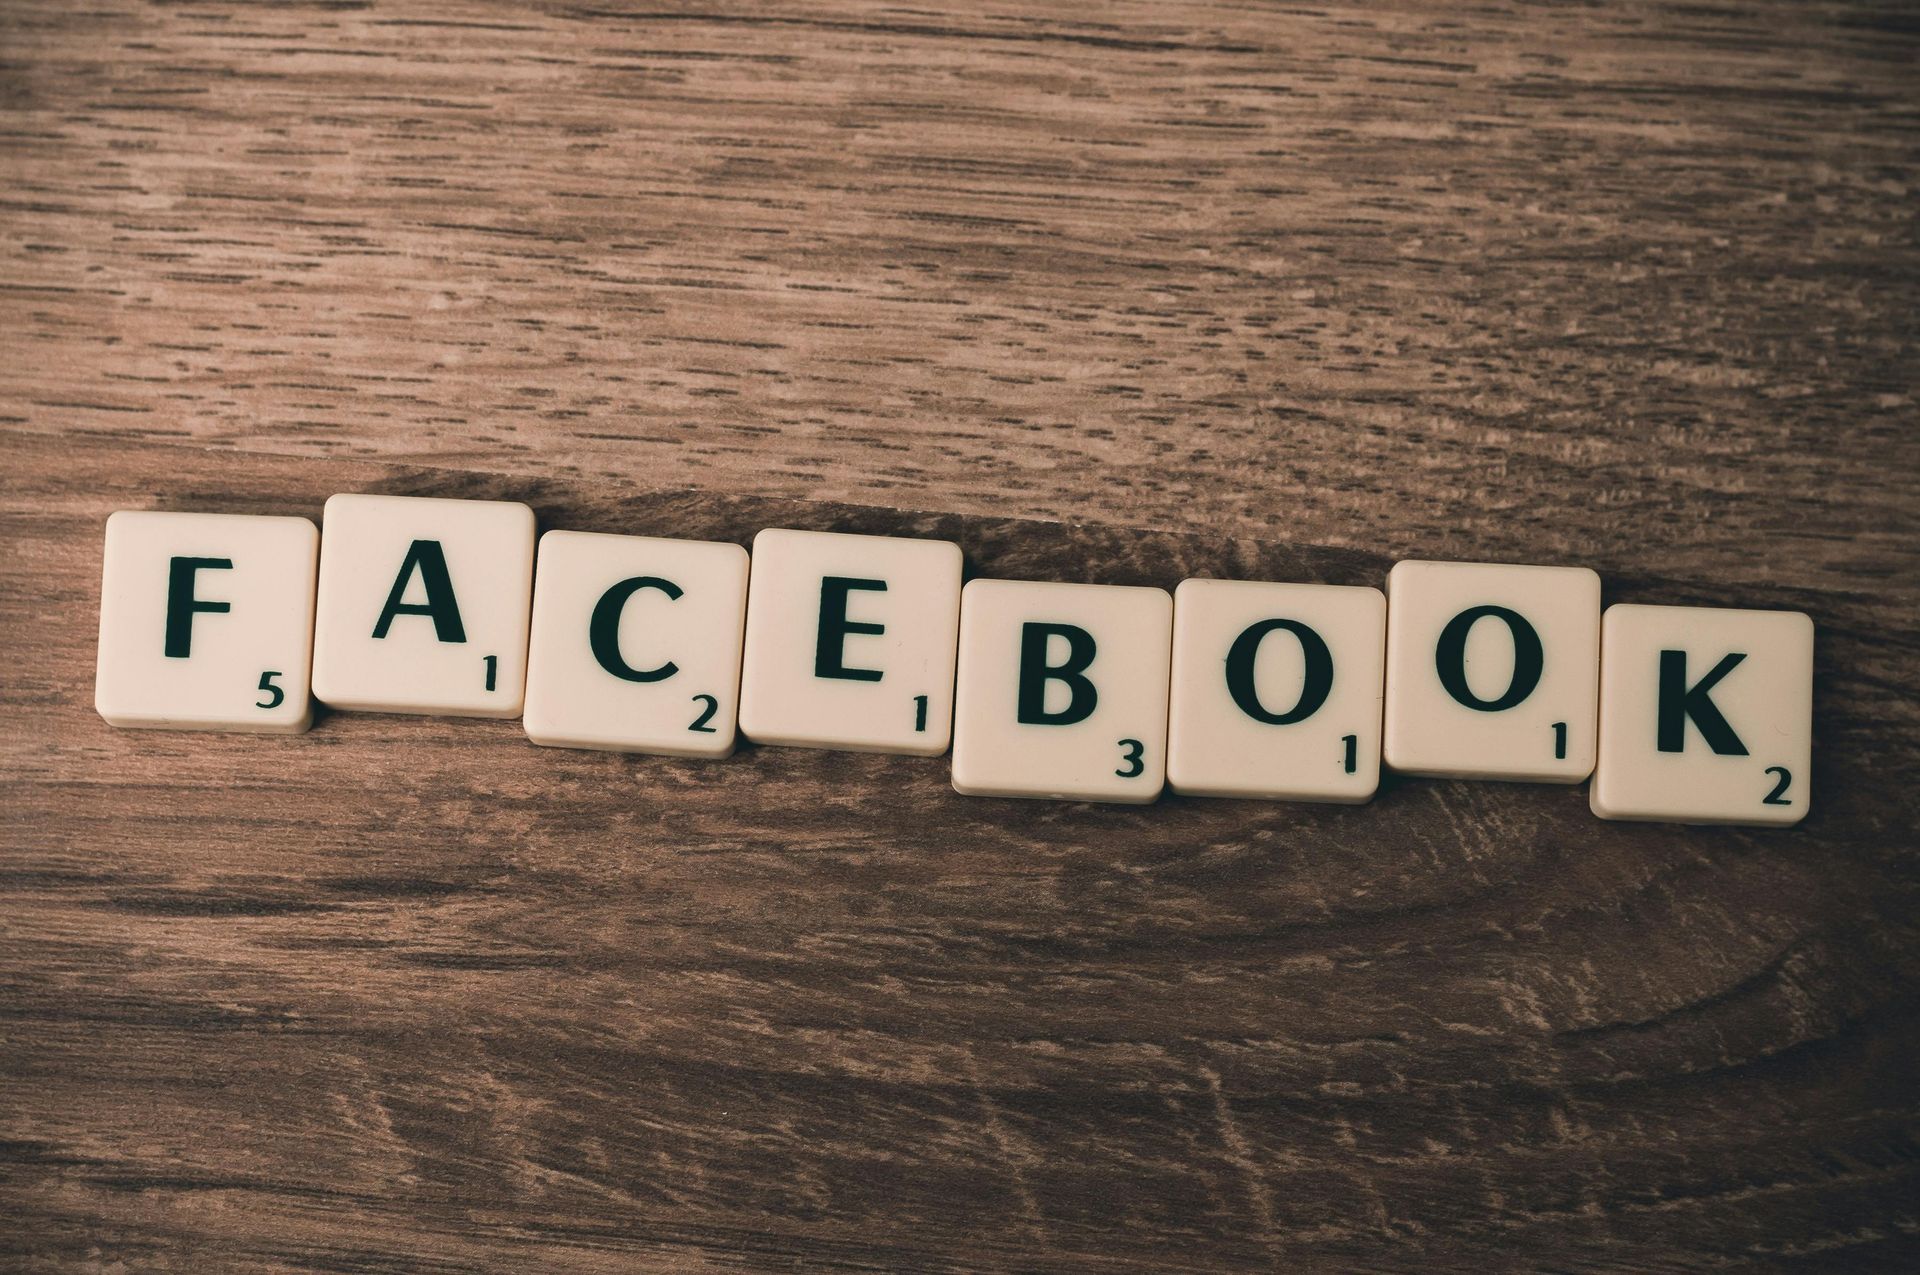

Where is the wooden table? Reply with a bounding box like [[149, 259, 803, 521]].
[[3, 3, 1916, 1270]]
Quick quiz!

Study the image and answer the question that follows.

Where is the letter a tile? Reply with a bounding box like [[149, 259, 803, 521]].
[[951, 579, 1173, 804], [95, 510, 319, 733], [1590, 604, 1812, 826], [312, 494, 536, 718]]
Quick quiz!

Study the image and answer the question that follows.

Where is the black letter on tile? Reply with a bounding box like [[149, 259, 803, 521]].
[[1018, 622, 1097, 725], [590, 576, 682, 683], [1225, 619, 1334, 725], [1435, 605, 1542, 711], [816, 576, 886, 681], [164, 556, 233, 658], [373, 539, 466, 643], [1656, 650, 1748, 755]]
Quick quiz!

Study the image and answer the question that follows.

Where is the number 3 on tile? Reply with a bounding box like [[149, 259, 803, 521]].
[[1116, 738, 1145, 779]]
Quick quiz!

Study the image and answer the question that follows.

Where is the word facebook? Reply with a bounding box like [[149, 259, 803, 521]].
[[95, 495, 1813, 827]]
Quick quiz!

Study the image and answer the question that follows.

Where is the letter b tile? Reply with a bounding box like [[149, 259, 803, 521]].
[[95, 510, 319, 732], [1384, 560, 1600, 782], [312, 494, 536, 718], [951, 579, 1173, 803], [523, 531, 749, 756], [738, 529, 963, 754], [1591, 604, 1812, 826]]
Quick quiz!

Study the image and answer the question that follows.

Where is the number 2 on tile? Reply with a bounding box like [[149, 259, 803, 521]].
[[1115, 738, 1144, 779], [1763, 766, 1792, 806], [689, 694, 719, 733]]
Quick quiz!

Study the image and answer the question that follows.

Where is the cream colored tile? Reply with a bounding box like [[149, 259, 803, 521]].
[[737, 529, 962, 755], [94, 510, 319, 733], [312, 494, 535, 718], [523, 530, 749, 756], [1383, 560, 1600, 782], [1591, 604, 1812, 826], [1167, 578, 1385, 802], [951, 579, 1173, 804]]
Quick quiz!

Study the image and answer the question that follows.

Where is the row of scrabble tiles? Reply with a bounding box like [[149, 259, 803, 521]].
[[94, 495, 1814, 826]]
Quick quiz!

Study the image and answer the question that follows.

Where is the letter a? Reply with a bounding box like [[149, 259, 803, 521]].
[[372, 539, 467, 643]]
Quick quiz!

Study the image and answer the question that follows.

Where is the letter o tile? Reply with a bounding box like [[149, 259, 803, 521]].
[[1383, 560, 1600, 783]]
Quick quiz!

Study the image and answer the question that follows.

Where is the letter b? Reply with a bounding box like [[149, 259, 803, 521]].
[[1017, 622, 1097, 725]]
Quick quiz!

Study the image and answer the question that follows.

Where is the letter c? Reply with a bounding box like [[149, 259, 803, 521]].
[[590, 575, 683, 683]]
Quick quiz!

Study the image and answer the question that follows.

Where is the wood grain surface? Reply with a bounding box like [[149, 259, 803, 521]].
[[2, 2, 1918, 1271]]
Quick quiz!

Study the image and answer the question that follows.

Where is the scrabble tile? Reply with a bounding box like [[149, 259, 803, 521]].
[[1167, 578, 1386, 802], [951, 579, 1173, 803], [312, 494, 536, 718], [1590, 604, 1812, 826], [94, 510, 319, 733], [523, 530, 750, 756], [737, 528, 962, 755], [1383, 560, 1600, 782]]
